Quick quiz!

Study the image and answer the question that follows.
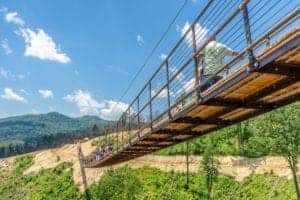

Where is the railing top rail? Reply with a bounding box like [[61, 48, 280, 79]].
[[118, 0, 218, 118], [111, 0, 299, 141]]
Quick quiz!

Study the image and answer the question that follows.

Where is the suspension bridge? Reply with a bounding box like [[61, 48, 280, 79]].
[[80, 0, 300, 168]]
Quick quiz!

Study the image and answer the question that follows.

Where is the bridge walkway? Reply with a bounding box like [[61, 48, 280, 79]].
[[81, 0, 300, 168]]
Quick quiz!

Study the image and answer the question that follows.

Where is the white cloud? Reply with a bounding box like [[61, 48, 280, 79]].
[[0, 67, 26, 80], [1, 88, 27, 102], [63, 90, 104, 116], [181, 22, 209, 48], [0, 111, 9, 119], [17, 74, 25, 79], [5, 12, 25, 26], [20, 89, 29, 95], [0, 67, 9, 79], [177, 78, 195, 96], [152, 88, 169, 98], [99, 100, 128, 121], [1, 39, 12, 55], [31, 108, 39, 114], [176, 78, 196, 96], [63, 90, 128, 120], [38, 89, 54, 99], [48, 106, 56, 112], [170, 65, 185, 82], [5, 10, 70, 63], [18, 28, 71, 63], [0, 7, 8, 14], [136, 34, 144, 46], [160, 53, 168, 60], [183, 78, 195, 92]]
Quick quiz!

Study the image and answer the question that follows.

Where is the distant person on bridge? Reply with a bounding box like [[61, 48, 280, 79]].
[[197, 36, 238, 91]]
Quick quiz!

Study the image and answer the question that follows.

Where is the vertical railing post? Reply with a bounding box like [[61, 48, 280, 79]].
[[128, 108, 131, 145], [165, 59, 172, 120], [137, 97, 141, 138], [241, 0, 255, 71], [191, 24, 201, 103], [265, 35, 271, 47], [121, 115, 124, 147], [116, 122, 119, 152], [149, 83, 153, 130], [105, 124, 111, 145], [108, 124, 111, 146]]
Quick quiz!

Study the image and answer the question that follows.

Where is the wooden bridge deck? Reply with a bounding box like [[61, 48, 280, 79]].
[[87, 28, 300, 168]]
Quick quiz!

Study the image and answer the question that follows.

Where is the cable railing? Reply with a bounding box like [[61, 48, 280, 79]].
[[90, 0, 299, 161]]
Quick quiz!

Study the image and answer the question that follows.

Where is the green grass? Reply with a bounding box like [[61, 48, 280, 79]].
[[0, 154, 82, 200], [88, 166, 299, 200], [1, 155, 298, 199]]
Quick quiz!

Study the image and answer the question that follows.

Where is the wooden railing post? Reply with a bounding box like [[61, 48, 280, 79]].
[[77, 146, 88, 191], [165, 59, 172, 120]]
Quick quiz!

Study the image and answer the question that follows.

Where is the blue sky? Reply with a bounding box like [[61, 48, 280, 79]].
[[0, 0, 298, 120], [0, 0, 204, 120]]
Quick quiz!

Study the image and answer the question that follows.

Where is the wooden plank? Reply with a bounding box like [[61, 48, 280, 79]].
[[192, 124, 218, 132], [172, 134, 194, 140], [86, 28, 300, 168], [258, 81, 300, 102], [166, 123, 193, 130], [214, 73, 261, 98], [148, 133, 171, 139], [187, 105, 225, 118], [220, 108, 257, 121]]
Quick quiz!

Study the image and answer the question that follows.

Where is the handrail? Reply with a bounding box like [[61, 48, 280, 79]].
[[102, 0, 300, 159]]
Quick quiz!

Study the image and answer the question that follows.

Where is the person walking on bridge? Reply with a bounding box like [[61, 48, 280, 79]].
[[197, 36, 238, 91]]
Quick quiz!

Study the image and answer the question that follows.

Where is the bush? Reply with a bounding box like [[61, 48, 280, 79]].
[[13, 154, 34, 173], [0, 156, 81, 200], [88, 167, 142, 200]]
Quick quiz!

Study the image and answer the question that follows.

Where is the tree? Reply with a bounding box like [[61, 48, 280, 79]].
[[236, 121, 252, 156], [89, 167, 142, 200], [264, 103, 300, 199], [202, 136, 218, 199]]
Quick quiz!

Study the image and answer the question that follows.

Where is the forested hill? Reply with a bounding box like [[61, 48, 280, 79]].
[[0, 112, 110, 158]]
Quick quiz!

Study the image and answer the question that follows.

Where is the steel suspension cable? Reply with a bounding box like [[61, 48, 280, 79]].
[[109, 0, 188, 118]]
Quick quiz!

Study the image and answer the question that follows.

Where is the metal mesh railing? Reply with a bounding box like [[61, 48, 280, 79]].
[[91, 0, 299, 163]]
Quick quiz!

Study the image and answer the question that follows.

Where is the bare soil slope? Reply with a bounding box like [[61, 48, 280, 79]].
[[1, 138, 298, 192]]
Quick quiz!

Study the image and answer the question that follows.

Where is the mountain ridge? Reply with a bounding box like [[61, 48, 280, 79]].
[[0, 112, 111, 158]]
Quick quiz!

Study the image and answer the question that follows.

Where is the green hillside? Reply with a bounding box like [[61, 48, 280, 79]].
[[0, 112, 110, 158], [0, 103, 299, 199], [158, 102, 300, 157], [0, 154, 298, 200]]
